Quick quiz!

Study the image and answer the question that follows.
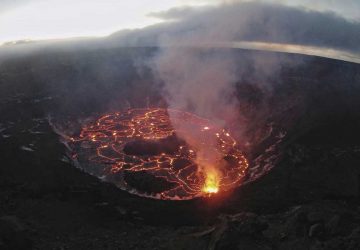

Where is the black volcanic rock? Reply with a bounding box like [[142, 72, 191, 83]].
[[0, 216, 33, 250], [123, 170, 177, 194]]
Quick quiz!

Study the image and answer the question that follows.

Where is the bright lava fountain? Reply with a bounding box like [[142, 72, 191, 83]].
[[67, 108, 248, 200]]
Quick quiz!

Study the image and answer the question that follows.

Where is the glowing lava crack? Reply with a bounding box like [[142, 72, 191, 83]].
[[67, 108, 248, 200]]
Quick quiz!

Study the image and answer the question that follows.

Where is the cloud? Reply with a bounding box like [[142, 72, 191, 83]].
[[264, 0, 360, 21], [148, 6, 208, 20], [143, 1, 360, 52]]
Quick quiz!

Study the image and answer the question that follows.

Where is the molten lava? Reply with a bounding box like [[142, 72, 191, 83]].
[[202, 171, 220, 194], [67, 108, 248, 200]]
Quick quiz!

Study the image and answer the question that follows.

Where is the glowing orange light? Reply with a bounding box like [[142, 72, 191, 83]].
[[202, 171, 219, 194]]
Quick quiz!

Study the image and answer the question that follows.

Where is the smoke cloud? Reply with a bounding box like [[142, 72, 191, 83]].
[[142, 1, 360, 181], [151, 46, 240, 182], [109, 1, 359, 53]]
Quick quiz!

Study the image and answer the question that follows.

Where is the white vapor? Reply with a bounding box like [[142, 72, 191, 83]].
[[145, 0, 360, 179]]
